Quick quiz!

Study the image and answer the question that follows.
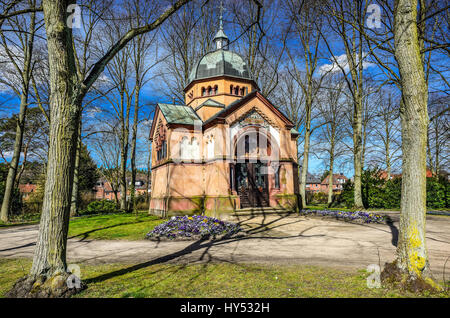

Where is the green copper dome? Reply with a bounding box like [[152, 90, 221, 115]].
[[187, 49, 252, 85]]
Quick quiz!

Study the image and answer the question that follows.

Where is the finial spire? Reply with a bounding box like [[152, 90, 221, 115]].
[[219, 0, 224, 30], [214, 0, 229, 50]]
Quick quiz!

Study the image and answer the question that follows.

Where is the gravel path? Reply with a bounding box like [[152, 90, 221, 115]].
[[1, 213, 449, 276]]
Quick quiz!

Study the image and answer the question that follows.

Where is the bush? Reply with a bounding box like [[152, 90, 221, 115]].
[[311, 192, 328, 204], [80, 200, 118, 215], [133, 194, 149, 211], [338, 168, 449, 209], [426, 177, 447, 209], [339, 180, 355, 209]]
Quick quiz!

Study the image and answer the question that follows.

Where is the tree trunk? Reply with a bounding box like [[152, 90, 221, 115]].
[[129, 86, 140, 213], [1, 93, 28, 222], [299, 95, 312, 208], [381, 0, 439, 292], [352, 96, 364, 209], [26, 0, 82, 292], [327, 141, 335, 206], [119, 137, 128, 211], [70, 123, 82, 217], [385, 119, 392, 180]]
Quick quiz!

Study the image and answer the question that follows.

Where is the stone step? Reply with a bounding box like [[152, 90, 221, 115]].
[[233, 206, 294, 216]]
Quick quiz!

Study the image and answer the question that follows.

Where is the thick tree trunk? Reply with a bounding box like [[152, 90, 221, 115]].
[[27, 0, 81, 288], [70, 124, 82, 217], [381, 0, 439, 292], [395, 0, 429, 277]]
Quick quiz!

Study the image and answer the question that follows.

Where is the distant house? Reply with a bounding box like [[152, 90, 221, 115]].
[[94, 180, 117, 201], [304, 173, 322, 193], [94, 178, 150, 201], [377, 169, 434, 180], [18, 183, 37, 200], [320, 173, 348, 194]]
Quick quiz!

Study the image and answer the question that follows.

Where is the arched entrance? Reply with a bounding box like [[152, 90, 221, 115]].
[[232, 127, 278, 208]]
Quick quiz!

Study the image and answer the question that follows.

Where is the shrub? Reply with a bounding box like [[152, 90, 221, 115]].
[[426, 177, 447, 209], [339, 180, 355, 209], [80, 200, 118, 215], [311, 192, 328, 204], [338, 168, 449, 209]]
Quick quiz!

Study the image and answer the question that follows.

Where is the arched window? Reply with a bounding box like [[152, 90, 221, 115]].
[[214, 85, 218, 95], [230, 85, 233, 94], [207, 86, 212, 96], [240, 87, 245, 96], [180, 136, 189, 159], [190, 137, 200, 159], [201, 87, 206, 96], [234, 86, 239, 95], [274, 166, 280, 189], [244, 135, 249, 154]]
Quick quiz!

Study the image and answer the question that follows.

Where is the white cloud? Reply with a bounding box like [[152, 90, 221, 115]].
[[319, 52, 375, 75]]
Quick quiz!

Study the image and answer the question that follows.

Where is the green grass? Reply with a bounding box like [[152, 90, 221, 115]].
[[0, 212, 165, 240], [0, 258, 448, 298], [67, 212, 165, 241]]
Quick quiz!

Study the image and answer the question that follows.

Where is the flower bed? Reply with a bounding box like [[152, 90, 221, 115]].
[[146, 215, 242, 241], [299, 209, 386, 224]]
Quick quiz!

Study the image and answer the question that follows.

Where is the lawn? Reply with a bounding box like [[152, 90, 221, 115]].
[[67, 212, 165, 241], [0, 258, 448, 298]]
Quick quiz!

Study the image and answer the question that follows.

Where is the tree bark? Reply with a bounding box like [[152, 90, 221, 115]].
[[352, 98, 364, 208], [300, 117, 310, 208], [327, 140, 335, 206], [389, 0, 436, 288], [70, 123, 82, 217], [130, 85, 140, 213], [29, 0, 80, 280]]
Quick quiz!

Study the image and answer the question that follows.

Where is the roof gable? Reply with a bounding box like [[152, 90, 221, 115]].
[[149, 104, 202, 141], [158, 103, 201, 125], [203, 91, 294, 129], [195, 98, 225, 111]]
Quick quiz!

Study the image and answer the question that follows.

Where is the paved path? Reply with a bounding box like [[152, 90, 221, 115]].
[[1, 214, 449, 276]]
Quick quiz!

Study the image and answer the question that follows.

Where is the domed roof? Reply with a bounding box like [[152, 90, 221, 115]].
[[187, 49, 252, 85]]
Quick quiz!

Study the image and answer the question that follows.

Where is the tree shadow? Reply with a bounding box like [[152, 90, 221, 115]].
[[385, 216, 399, 247], [84, 214, 326, 285], [68, 220, 147, 241]]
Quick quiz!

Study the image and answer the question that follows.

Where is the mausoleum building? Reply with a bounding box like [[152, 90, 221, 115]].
[[149, 17, 300, 217]]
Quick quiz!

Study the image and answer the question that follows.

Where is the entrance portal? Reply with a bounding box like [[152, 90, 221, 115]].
[[236, 161, 269, 208]]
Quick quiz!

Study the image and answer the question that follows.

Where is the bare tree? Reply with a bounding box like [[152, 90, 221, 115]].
[[0, 0, 38, 222], [368, 87, 402, 177], [157, 0, 216, 103], [230, 0, 286, 97], [315, 75, 347, 205], [6, 0, 198, 298], [284, 0, 328, 208], [320, 0, 370, 208]]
